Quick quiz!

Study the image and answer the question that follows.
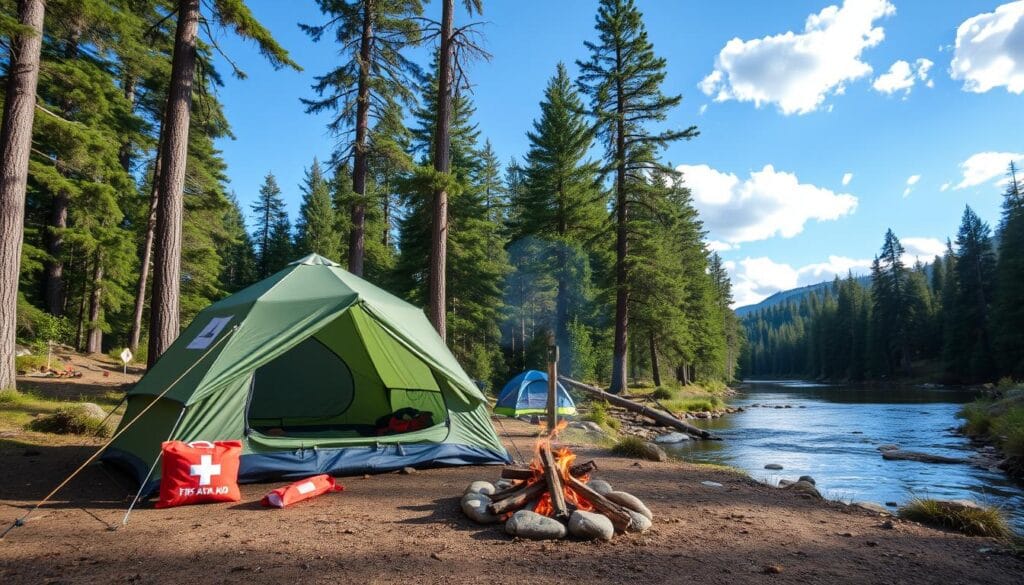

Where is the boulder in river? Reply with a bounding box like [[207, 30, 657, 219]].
[[654, 432, 690, 444], [764, 463, 783, 470]]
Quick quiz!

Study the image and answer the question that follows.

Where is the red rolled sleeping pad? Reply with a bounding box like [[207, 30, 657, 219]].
[[261, 474, 344, 508]]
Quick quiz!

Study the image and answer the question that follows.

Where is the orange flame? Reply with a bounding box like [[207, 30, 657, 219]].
[[528, 443, 594, 517]]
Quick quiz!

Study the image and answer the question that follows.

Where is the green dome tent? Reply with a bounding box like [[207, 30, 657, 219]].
[[103, 254, 509, 492]]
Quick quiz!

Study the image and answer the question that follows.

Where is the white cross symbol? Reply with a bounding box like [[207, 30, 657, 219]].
[[189, 455, 221, 486]]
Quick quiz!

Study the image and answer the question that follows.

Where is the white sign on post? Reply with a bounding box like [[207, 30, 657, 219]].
[[120, 348, 132, 376], [186, 316, 233, 350]]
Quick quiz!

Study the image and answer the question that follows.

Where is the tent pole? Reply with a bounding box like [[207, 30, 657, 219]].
[[119, 405, 187, 527], [546, 331, 559, 435]]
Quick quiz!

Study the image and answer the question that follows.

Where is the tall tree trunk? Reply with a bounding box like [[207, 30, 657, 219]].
[[609, 52, 628, 394], [130, 162, 160, 353], [148, 0, 199, 366], [428, 0, 454, 341], [86, 252, 103, 353], [0, 0, 44, 390], [348, 0, 374, 276], [649, 334, 661, 387], [75, 258, 89, 351], [44, 192, 69, 314]]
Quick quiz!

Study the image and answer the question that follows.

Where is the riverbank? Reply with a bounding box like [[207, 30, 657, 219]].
[[959, 384, 1024, 481], [2, 417, 1023, 584]]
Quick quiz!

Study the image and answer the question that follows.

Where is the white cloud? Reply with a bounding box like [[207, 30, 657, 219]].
[[901, 237, 945, 263], [699, 104, 708, 116], [940, 182, 951, 192], [706, 240, 734, 252], [699, 0, 895, 115], [903, 174, 921, 197], [950, 1, 1024, 95], [728, 255, 871, 307], [677, 163, 858, 244], [872, 58, 934, 95], [842, 172, 854, 185], [953, 151, 1024, 189]]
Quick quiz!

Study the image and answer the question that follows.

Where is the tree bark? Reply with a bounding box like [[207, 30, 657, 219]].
[[86, 252, 103, 353], [44, 191, 69, 314], [649, 334, 661, 387], [0, 0, 45, 390], [348, 0, 374, 276], [609, 42, 628, 394], [148, 0, 199, 366], [129, 129, 163, 354], [428, 0, 454, 341]]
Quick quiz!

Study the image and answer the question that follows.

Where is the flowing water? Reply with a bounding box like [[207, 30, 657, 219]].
[[664, 380, 1024, 530]]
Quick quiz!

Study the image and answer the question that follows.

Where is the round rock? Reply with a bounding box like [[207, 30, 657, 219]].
[[504, 510, 567, 540], [625, 510, 652, 533], [605, 491, 652, 521], [464, 480, 495, 496], [461, 493, 499, 524], [587, 479, 614, 495], [764, 463, 783, 470], [568, 510, 614, 541]]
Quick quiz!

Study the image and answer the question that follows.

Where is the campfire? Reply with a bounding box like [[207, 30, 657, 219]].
[[461, 426, 653, 540]]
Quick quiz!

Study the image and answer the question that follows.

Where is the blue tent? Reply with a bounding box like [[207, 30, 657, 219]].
[[494, 370, 576, 417]]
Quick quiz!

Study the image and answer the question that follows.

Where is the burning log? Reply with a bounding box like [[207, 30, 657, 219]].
[[500, 460, 597, 481], [539, 444, 569, 519], [564, 475, 633, 533], [487, 480, 547, 516], [559, 375, 720, 440]]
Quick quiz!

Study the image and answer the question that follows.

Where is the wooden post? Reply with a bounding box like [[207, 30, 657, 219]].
[[546, 331, 559, 433]]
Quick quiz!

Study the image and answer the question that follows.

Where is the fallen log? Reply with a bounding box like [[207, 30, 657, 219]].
[[559, 376, 720, 440], [487, 481, 546, 515], [565, 475, 632, 533], [539, 444, 569, 519]]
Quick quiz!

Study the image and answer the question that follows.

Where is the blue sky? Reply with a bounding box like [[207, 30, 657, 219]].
[[208, 0, 1024, 306]]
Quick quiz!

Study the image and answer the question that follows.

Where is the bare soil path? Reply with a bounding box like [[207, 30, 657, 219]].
[[0, 404, 1021, 583]]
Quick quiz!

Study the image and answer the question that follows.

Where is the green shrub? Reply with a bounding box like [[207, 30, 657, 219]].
[[958, 400, 995, 436], [650, 386, 674, 400], [997, 377, 1018, 390], [14, 354, 48, 373], [581, 401, 620, 430], [899, 498, 1010, 538], [16, 295, 74, 345], [610, 436, 648, 458], [992, 406, 1024, 458], [28, 405, 110, 437]]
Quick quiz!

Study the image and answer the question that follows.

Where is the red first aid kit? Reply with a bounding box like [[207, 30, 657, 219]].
[[156, 440, 242, 508], [261, 474, 344, 508]]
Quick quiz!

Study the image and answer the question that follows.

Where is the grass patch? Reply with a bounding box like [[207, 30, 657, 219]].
[[992, 406, 1024, 457], [610, 435, 649, 458], [27, 405, 110, 437], [899, 498, 1010, 538], [0, 388, 27, 405], [0, 388, 121, 434], [663, 395, 723, 413]]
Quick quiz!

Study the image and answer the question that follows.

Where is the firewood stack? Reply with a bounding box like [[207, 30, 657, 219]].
[[461, 443, 653, 541]]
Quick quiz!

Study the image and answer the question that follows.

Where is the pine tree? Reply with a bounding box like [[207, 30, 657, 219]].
[[251, 173, 291, 278], [302, 0, 423, 275], [149, 0, 299, 365], [577, 0, 698, 392], [0, 0, 45, 389], [949, 206, 997, 382], [514, 63, 603, 372], [993, 162, 1024, 377], [870, 229, 914, 377], [218, 192, 257, 292], [295, 157, 341, 260]]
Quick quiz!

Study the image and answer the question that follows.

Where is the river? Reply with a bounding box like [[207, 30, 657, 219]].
[[665, 380, 1024, 531]]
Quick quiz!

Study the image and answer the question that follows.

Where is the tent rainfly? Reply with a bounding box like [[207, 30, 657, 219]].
[[494, 370, 576, 417], [102, 255, 510, 493]]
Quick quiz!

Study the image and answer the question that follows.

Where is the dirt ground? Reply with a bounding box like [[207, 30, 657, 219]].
[[0, 419, 1022, 585]]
